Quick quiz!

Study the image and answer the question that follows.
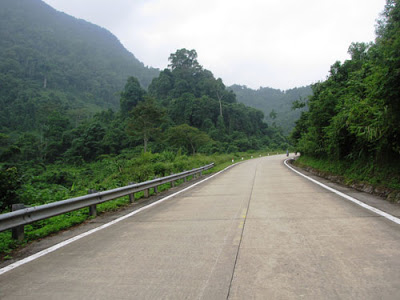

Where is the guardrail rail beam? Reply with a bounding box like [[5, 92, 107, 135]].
[[0, 163, 215, 240]]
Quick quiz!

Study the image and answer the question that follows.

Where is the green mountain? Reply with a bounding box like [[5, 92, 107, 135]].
[[229, 85, 312, 135], [0, 0, 290, 166], [0, 0, 159, 133]]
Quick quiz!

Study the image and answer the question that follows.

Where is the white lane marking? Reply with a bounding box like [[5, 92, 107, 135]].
[[284, 159, 400, 225], [0, 163, 238, 276]]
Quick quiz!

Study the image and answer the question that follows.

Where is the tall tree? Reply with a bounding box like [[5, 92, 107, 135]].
[[291, 0, 400, 161], [0, 166, 21, 212], [127, 97, 166, 153], [168, 49, 202, 73], [120, 76, 146, 117], [167, 124, 212, 155]]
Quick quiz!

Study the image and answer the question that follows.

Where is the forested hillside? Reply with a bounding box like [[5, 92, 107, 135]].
[[291, 0, 400, 191], [0, 0, 159, 133], [0, 0, 289, 215], [147, 49, 287, 153], [0, 0, 287, 171], [1, 48, 286, 166], [229, 85, 312, 135], [0, 48, 288, 213]]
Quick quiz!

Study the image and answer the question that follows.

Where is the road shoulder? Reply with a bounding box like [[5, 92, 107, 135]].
[[0, 174, 214, 269], [286, 157, 400, 219]]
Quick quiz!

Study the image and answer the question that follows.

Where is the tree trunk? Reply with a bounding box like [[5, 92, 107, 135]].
[[144, 133, 148, 153], [190, 142, 196, 155], [217, 91, 223, 117]]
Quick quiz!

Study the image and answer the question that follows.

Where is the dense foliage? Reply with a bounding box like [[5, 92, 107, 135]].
[[0, 48, 288, 211], [0, 0, 159, 134], [1, 48, 288, 167], [0, 1, 296, 254], [229, 85, 312, 135], [291, 0, 400, 184], [0, 0, 288, 216], [148, 49, 287, 153]]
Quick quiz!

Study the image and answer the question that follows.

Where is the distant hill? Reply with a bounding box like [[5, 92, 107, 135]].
[[0, 0, 159, 132], [229, 85, 312, 135]]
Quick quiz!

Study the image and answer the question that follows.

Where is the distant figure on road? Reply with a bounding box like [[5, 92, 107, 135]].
[[286, 149, 289, 157]]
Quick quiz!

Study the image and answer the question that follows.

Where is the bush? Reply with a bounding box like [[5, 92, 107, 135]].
[[0, 166, 21, 212]]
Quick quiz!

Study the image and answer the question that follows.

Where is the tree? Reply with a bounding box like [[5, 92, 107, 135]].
[[120, 76, 146, 117], [291, 0, 400, 161], [143, 49, 281, 150], [373, 0, 400, 156], [197, 75, 235, 117], [168, 48, 202, 73], [148, 69, 174, 101], [127, 97, 166, 153], [42, 111, 71, 162], [167, 124, 212, 155], [269, 109, 277, 120], [165, 49, 204, 99], [0, 166, 21, 212], [230, 84, 312, 135]]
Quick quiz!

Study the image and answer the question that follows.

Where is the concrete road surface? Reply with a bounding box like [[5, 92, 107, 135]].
[[1, 155, 400, 299]]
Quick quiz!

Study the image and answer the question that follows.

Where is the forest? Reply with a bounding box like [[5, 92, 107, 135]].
[[291, 0, 400, 193], [0, 0, 159, 134], [0, 48, 287, 166], [0, 45, 286, 253], [0, 47, 288, 212], [3, 0, 399, 255], [0, 0, 290, 223], [0, 0, 289, 250], [230, 84, 312, 135]]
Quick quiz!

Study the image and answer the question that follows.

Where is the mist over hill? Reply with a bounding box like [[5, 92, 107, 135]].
[[0, 0, 159, 132], [229, 85, 312, 135]]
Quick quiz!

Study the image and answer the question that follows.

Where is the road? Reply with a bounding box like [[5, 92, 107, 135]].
[[1, 155, 400, 299]]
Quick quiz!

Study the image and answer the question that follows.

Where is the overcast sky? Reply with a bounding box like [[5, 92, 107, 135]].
[[42, 0, 386, 90]]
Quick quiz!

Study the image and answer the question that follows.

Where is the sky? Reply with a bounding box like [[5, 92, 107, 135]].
[[42, 0, 387, 90]]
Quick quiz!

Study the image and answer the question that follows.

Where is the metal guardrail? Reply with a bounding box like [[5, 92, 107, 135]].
[[0, 163, 215, 239]]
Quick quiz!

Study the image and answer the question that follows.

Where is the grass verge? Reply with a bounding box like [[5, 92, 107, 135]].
[[293, 155, 400, 200]]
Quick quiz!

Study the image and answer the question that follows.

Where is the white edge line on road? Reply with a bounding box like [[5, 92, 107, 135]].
[[284, 158, 400, 225], [0, 163, 238, 276]]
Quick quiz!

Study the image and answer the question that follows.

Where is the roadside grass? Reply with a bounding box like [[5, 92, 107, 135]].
[[294, 156, 400, 191], [0, 150, 279, 258]]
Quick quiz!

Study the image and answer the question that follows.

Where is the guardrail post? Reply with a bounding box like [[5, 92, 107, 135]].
[[129, 182, 135, 203], [184, 170, 187, 182], [0, 163, 216, 236], [154, 177, 158, 194], [12, 204, 25, 241], [88, 189, 97, 217], [171, 173, 175, 187]]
